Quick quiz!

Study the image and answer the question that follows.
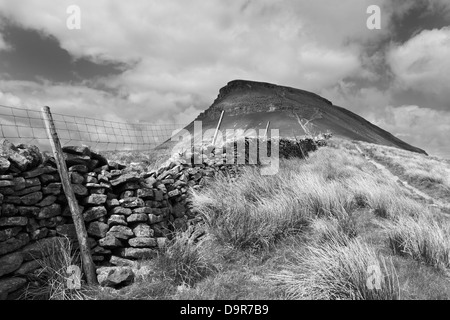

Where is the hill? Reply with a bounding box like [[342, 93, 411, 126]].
[[171, 80, 427, 155]]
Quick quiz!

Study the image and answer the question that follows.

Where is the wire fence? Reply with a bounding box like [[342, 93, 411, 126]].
[[0, 104, 187, 152]]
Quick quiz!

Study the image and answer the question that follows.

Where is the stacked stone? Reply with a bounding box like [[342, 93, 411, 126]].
[[0, 141, 68, 299], [56, 145, 112, 263], [0, 135, 331, 291]]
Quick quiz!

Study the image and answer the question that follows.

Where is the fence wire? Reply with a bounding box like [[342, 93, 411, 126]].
[[0, 104, 187, 152]]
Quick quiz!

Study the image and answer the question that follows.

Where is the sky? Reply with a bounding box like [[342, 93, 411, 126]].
[[0, 0, 449, 157]]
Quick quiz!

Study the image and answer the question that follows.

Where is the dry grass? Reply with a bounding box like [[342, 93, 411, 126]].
[[271, 229, 400, 300], [21, 237, 88, 300], [383, 214, 450, 270], [358, 141, 450, 202], [52, 139, 450, 300]]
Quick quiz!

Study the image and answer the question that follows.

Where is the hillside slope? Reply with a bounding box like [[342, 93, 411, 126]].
[[172, 80, 427, 155]]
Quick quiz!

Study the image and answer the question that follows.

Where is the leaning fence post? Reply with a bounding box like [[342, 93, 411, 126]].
[[41, 106, 97, 286], [212, 110, 224, 145]]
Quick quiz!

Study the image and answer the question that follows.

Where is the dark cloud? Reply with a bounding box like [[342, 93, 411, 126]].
[[0, 22, 127, 82]]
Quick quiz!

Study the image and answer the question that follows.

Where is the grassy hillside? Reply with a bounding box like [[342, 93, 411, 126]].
[[71, 138, 450, 300]]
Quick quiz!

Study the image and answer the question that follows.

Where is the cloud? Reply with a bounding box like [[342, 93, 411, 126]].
[[0, 33, 10, 51], [387, 27, 450, 96], [0, 0, 448, 157], [0, 0, 393, 124], [372, 105, 450, 158]]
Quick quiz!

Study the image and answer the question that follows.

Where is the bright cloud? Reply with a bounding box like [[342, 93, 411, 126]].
[[388, 27, 450, 95]]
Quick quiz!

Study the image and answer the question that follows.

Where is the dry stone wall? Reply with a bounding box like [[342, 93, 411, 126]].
[[0, 135, 327, 296]]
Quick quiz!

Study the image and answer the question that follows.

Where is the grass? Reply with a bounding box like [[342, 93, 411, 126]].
[[358, 141, 450, 203], [20, 236, 89, 300], [32, 138, 450, 300], [383, 213, 450, 270], [271, 231, 400, 300]]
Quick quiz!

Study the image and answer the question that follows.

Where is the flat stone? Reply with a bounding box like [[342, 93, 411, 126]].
[[127, 213, 148, 223], [107, 215, 127, 227], [72, 184, 88, 196], [90, 151, 108, 167], [4, 196, 20, 205], [14, 185, 41, 197], [0, 187, 14, 196], [90, 187, 105, 195], [168, 189, 180, 198], [132, 207, 153, 214], [22, 167, 45, 179], [120, 190, 134, 199], [98, 235, 123, 248], [109, 256, 137, 267], [87, 221, 109, 238], [0, 216, 28, 227], [1, 203, 18, 216], [0, 158, 10, 174], [25, 177, 41, 188], [37, 204, 61, 219], [83, 206, 107, 222], [154, 190, 163, 201], [0, 253, 23, 277], [119, 197, 145, 208], [70, 172, 85, 184], [39, 174, 59, 185], [111, 207, 132, 216], [63, 146, 92, 157], [20, 192, 42, 205], [0, 227, 22, 242], [11, 177, 24, 189], [0, 277, 27, 298], [17, 206, 40, 217], [136, 188, 154, 199], [106, 199, 120, 209], [148, 214, 164, 225], [68, 165, 88, 173], [107, 226, 134, 240], [37, 195, 57, 207], [133, 224, 154, 237], [97, 266, 134, 288], [42, 183, 61, 195], [14, 260, 41, 275], [82, 194, 107, 206], [128, 237, 157, 248], [110, 173, 140, 187], [91, 246, 111, 255], [0, 234, 29, 256], [118, 248, 157, 260], [0, 175, 13, 180]]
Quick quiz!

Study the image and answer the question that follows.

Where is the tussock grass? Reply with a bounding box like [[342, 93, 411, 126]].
[[192, 146, 404, 251], [383, 214, 450, 270], [21, 237, 88, 300], [154, 227, 218, 286], [272, 229, 400, 300]]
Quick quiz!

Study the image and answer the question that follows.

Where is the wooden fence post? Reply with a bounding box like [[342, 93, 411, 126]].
[[212, 110, 224, 145], [41, 106, 97, 286]]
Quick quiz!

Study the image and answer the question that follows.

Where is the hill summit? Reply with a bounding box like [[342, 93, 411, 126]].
[[181, 79, 427, 155]]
